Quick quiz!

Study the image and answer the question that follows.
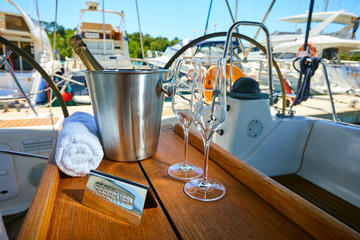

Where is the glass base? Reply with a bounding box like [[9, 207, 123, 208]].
[[184, 178, 226, 201], [168, 162, 203, 180]]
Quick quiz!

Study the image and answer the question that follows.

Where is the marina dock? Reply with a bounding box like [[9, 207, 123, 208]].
[[1, 94, 360, 124], [289, 94, 360, 123]]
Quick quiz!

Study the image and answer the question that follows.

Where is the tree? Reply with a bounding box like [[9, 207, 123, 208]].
[[126, 32, 179, 58], [42, 21, 75, 60]]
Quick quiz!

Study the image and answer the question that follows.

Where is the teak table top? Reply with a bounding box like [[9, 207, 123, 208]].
[[0, 117, 60, 128], [17, 124, 359, 240]]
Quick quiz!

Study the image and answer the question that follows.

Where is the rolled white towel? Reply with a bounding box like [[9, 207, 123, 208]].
[[55, 111, 104, 177]]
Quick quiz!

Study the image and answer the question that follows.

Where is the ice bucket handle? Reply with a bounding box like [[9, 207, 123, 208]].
[[161, 70, 175, 97]]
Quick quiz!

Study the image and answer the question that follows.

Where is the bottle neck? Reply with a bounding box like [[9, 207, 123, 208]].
[[76, 48, 104, 71], [69, 35, 104, 71]]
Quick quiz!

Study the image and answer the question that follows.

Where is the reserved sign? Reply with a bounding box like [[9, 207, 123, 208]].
[[93, 182, 135, 209], [82, 170, 151, 226]]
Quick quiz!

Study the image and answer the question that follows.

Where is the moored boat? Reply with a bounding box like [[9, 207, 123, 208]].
[[63, 1, 133, 77], [0, 0, 62, 108], [255, 10, 360, 95]]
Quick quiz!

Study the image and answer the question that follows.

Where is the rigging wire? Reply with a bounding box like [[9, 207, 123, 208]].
[[243, 0, 276, 60], [52, 0, 58, 71], [27, 0, 33, 15], [0, 31, 15, 72], [224, 0, 245, 58], [33, 0, 52, 113], [33, 0, 44, 52], [287, 0, 302, 32], [204, 0, 214, 35], [135, 0, 145, 59], [353, 0, 360, 14], [102, 0, 106, 58], [49, 0, 60, 115]]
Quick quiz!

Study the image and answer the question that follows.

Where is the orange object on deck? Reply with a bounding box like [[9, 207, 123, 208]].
[[204, 64, 245, 100]]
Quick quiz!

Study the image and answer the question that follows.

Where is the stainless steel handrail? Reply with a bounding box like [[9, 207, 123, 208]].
[[0, 50, 13, 68], [222, 21, 274, 105], [0, 149, 48, 160], [320, 61, 338, 122]]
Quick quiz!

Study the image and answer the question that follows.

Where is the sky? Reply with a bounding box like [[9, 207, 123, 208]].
[[1, 0, 360, 41]]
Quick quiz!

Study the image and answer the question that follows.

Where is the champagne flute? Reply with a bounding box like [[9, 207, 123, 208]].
[[168, 59, 203, 180], [184, 58, 227, 201]]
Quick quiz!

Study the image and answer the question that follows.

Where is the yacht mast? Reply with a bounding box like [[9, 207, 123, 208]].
[[297, 0, 315, 91], [102, 0, 106, 59], [303, 0, 315, 54], [135, 0, 145, 59]]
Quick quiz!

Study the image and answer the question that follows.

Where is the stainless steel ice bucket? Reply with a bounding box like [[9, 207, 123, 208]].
[[84, 69, 172, 161]]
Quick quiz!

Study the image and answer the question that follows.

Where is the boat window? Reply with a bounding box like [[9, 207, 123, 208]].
[[273, 52, 296, 59], [113, 31, 121, 40], [5, 14, 29, 32], [84, 32, 100, 39], [271, 31, 299, 35], [9, 41, 21, 71], [1, 41, 34, 72], [31, 18, 39, 27], [85, 41, 112, 51], [20, 42, 34, 70], [322, 48, 338, 60], [0, 43, 4, 71], [198, 45, 224, 57]]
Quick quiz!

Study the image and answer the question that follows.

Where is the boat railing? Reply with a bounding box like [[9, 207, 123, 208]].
[[281, 57, 338, 122], [0, 50, 38, 115], [223, 21, 274, 105], [222, 22, 341, 122], [318, 59, 338, 122]]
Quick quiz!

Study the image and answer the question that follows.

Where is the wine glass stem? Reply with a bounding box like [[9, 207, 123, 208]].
[[183, 127, 189, 164], [203, 139, 211, 181]]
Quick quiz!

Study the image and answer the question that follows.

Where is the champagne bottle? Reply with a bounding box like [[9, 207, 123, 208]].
[[68, 35, 104, 71]]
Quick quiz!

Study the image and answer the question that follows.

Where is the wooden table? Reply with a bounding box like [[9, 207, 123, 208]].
[[0, 117, 59, 128], [17, 124, 359, 239]]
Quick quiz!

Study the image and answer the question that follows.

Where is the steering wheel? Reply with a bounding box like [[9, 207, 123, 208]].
[[0, 36, 69, 118], [163, 32, 286, 113]]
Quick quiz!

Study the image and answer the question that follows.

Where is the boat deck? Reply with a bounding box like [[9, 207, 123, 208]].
[[273, 174, 360, 233], [0, 117, 59, 128], [16, 124, 360, 239], [290, 94, 360, 123]]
